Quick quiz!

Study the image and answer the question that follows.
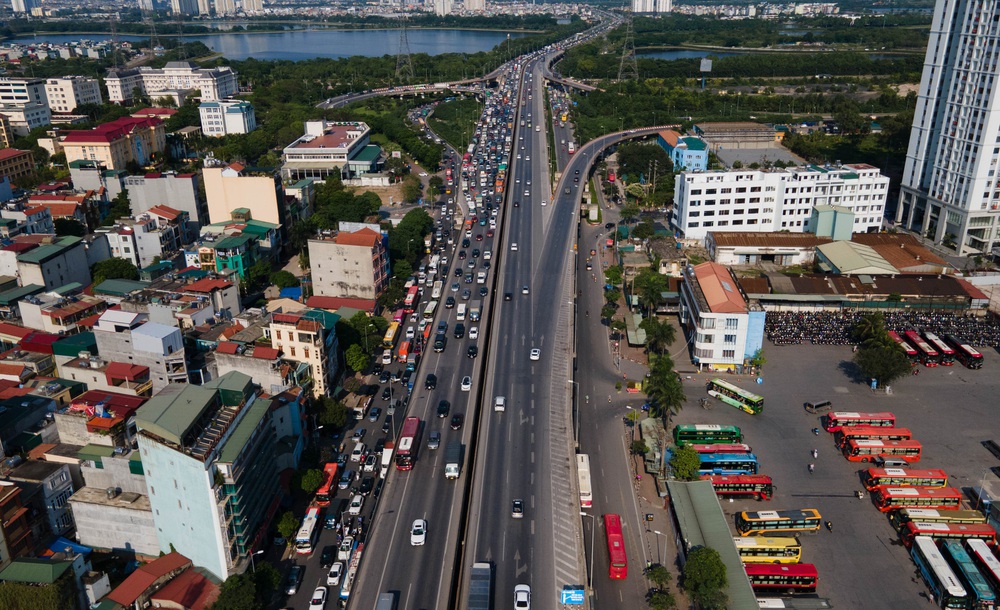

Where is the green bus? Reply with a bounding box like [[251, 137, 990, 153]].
[[673, 424, 743, 446], [707, 378, 764, 415]]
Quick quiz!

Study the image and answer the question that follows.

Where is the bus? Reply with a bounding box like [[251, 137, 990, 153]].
[[966, 539, 1000, 599], [941, 540, 997, 610], [703, 474, 774, 500], [744, 564, 818, 595], [397, 340, 410, 363], [905, 330, 941, 366], [403, 286, 420, 314], [834, 426, 913, 448], [900, 522, 998, 549], [864, 468, 949, 491], [888, 330, 919, 364], [392, 308, 405, 324], [295, 505, 321, 555], [945, 334, 985, 370], [603, 514, 628, 580], [578, 454, 593, 509], [673, 424, 743, 446], [843, 439, 922, 463], [431, 281, 443, 300], [736, 509, 823, 536], [890, 509, 987, 532], [691, 443, 753, 455], [422, 300, 438, 320], [383, 322, 401, 348], [824, 411, 896, 432], [395, 417, 422, 471], [924, 331, 956, 366], [872, 487, 963, 513], [699, 453, 759, 475], [911, 536, 968, 609], [733, 537, 802, 564], [706, 378, 764, 415], [315, 463, 339, 507]]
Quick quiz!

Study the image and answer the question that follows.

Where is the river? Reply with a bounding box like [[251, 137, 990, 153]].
[[9, 28, 530, 61]]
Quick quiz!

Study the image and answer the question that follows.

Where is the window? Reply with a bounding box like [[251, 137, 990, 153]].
[[722, 349, 736, 359], [726, 318, 739, 330], [724, 334, 737, 345]]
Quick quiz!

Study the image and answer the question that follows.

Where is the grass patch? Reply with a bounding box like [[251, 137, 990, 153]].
[[427, 97, 482, 151]]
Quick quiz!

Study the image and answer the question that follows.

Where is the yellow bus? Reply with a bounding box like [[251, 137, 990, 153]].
[[382, 322, 401, 348], [735, 509, 823, 536], [733, 537, 802, 564]]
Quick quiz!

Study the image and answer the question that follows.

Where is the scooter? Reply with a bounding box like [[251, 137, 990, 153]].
[[812, 449, 818, 459], [808, 463, 815, 474], [825, 521, 833, 532]]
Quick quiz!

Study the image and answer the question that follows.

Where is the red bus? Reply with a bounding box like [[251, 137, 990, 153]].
[[945, 334, 985, 370], [395, 416, 422, 471], [690, 443, 753, 455], [873, 487, 963, 513], [744, 563, 818, 595], [900, 522, 997, 549], [824, 411, 895, 432], [403, 286, 420, 314], [844, 439, 922, 462], [888, 330, 919, 364], [702, 474, 773, 500], [603, 513, 628, 580], [315, 463, 339, 507], [923, 331, 956, 366], [392, 309, 405, 324], [834, 426, 912, 448], [904, 330, 940, 366], [863, 468, 949, 491]]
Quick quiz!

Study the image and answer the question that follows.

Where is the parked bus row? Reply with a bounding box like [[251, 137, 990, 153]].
[[731, 510, 824, 596], [889, 329, 984, 369]]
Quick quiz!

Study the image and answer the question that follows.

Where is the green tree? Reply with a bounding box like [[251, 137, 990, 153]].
[[243, 260, 272, 291], [269, 270, 300, 289], [401, 175, 423, 203], [427, 175, 444, 197], [632, 220, 655, 240], [631, 440, 648, 456], [647, 590, 676, 610], [682, 547, 728, 610], [645, 354, 686, 428], [854, 344, 911, 388], [647, 564, 673, 589], [300, 468, 324, 495], [91, 258, 139, 286], [748, 348, 767, 370], [345, 343, 369, 373], [605, 265, 624, 285], [393, 259, 414, 280], [317, 396, 350, 429], [635, 267, 669, 315], [640, 316, 676, 355], [601, 305, 616, 321], [211, 572, 260, 610], [53, 218, 86, 237], [103, 190, 132, 225], [252, 561, 281, 601], [276, 510, 299, 540], [669, 445, 701, 481], [851, 312, 885, 344]]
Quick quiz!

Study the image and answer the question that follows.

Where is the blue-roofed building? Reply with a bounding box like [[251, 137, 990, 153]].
[[657, 129, 709, 172]]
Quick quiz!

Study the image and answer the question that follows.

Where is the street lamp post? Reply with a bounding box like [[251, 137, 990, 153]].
[[580, 512, 595, 588], [249, 549, 264, 573], [653, 530, 666, 567]]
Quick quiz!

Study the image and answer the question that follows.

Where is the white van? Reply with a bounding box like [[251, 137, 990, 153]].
[[477, 271, 487, 284], [351, 443, 366, 462], [494, 396, 506, 412], [483, 250, 492, 261], [456, 304, 467, 321]]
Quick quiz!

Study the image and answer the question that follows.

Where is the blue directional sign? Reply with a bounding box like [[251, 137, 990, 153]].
[[560, 587, 585, 605]]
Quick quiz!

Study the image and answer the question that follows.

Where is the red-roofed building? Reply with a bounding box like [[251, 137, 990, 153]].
[[149, 567, 220, 610], [305, 295, 377, 314], [680, 261, 764, 372], [132, 107, 179, 119], [27, 191, 98, 230], [308, 227, 388, 300], [60, 116, 166, 171], [0, 149, 35, 183], [106, 553, 193, 609]]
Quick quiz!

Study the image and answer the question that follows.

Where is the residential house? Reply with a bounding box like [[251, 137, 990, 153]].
[[91, 311, 188, 391], [17, 292, 107, 335], [125, 171, 207, 230], [0, 482, 32, 571], [15, 236, 92, 291], [266, 308, 340, 398], [308, 227, 389, 300], [6, 460, 74, 537]]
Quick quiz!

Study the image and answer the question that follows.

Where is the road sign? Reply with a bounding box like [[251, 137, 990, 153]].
[[561, 587, 585, 605]]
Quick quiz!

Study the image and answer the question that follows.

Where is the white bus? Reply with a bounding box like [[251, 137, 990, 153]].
[[577, 454, 593, 509], [431, 281, 443, 300], [295, 505, 321, 555], [422, 301, 438, 320]]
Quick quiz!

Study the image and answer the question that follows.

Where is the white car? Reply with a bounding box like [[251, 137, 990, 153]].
[[461, 376, 472, 391], [514, 584, 531, 609], [410, 518, 427, 546], [511, 243, 518, 251], [309, 587, 328, 610], [405, 326, 415, 339], [530, 348, 541, 361], [338, 536, 354, 561], [363, 454, 378, 473], [348, 494, 364, 516], [327, 562, 344, 586], [469, 327, 479, 340], [351, 443, 365, 462]]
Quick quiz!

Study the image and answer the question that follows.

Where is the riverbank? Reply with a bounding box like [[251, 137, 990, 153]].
[[637, 43, 923, 56]]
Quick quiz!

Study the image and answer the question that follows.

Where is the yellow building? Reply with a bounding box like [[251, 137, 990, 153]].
[[60, 116, 166, 171], [203, 162, 283, 226]]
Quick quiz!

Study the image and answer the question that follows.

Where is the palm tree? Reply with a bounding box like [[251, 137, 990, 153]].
[[851, 312, 885, 344], [645, 354, 687, 429], [641, 316, 676, 355]]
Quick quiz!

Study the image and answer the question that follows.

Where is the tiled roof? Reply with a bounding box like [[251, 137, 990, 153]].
[[710, 231, 834, 248], [0, 149, 29, 161], [336, 227, 379, 247], [62, 117, 162, 145], [150, 567, 219, 610], [692, 262, 746, 314], [252, 347, 279, 360], [184, 278, 231, 293], [215, 342, 239, 354], [107, 553, 192, 606], [147, 204, 182, 220]]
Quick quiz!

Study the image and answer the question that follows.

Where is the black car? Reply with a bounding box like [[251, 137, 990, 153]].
[[372, 362, 383, 374], [472, 248, 480, 258], [514, 200, 520, 207], [379, 371, 391, 384], [454, 323, 465, 338], [605, 222, 615, 229], [450, 413, 464, 430], [504, 292, 513, 301], [374, 437, 386, 454], [359, 476, 375, 496], [455, 267, 463, 277], [462, 238, 471, 248], [467, 345, 478, 359], [458, 250, 467, 260], [574, 169, 580, 175], [382, 416, 392, 434], [320, 545, 336, 567], [479, 286, 488, 297], [425, 374, 437, 390], [445, 296, 456, 309], [464, 273, 474, 284], [437, 400, 451, 418], [381, 387, 391, 401]]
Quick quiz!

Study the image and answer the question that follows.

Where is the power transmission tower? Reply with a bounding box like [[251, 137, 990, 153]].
[[395, 18, 414, 82], [617, 18, 638, 82], [145, 10, 161, 52]]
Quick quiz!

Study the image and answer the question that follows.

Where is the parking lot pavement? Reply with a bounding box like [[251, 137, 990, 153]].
[[672, 343, 1000, 608]]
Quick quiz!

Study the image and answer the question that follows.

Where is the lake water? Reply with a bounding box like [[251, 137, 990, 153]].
[[637, 49, 741, 61], [10, 28, 529, 61]]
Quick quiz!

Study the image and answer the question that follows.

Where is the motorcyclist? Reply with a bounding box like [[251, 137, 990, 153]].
[[808, 463, 815, 474]]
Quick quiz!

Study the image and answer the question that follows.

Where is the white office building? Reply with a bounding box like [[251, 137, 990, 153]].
[[632, 0, 671, 13], [0, 103, 50, 136], [44, 76, 102, 114], [672, 164, 889, 240], [105, 62, 238, 105], [896, 0, 1000, 255], [199, 100, 256, 137]]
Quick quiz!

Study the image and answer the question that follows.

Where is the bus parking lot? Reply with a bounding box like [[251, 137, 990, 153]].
[[673, 343, 1000, 608]]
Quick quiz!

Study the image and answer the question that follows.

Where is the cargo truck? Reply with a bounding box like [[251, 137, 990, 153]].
[[444, 441, 462, 480], [380, 441, 394, 479], [469, 300, 482, 322]]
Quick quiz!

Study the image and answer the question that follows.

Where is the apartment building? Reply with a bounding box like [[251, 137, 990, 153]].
[[135, 372, 279, 579], [105, 62, 238, 105], [16, 236, 92, 291], [97, 209, 189, 269], [0, 149, 34, 184], [125, 171, 207, 229], [281, 120, 373, 181], [60, 116, 166, 171], [672, 164, 889, 240], [679, 261, 765, 372], [7, 461, 75, 538], [0, 77, 47, 108], [0, 103, 50, 136], [0, 483, 32, 571], [17, 292, 107, 335], [67, 160, 126, 202], [44, 77, 102, 114], [199, 100, 256, 137], [308, 227, 389, 300], [0, 114, 13, 149], [0, 202, 54, 235], [266, 309, 340, 398], [91, 310, 188, 391], [204, 163, 284, 227]]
